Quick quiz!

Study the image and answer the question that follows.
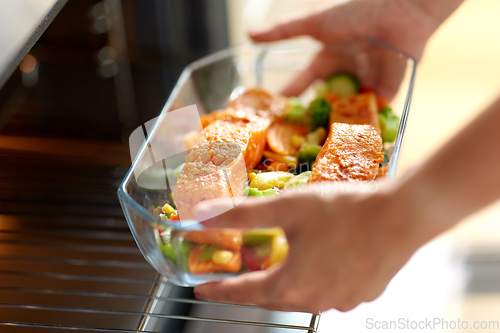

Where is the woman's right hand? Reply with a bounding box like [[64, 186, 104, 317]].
[[250, 0, 464, 98]]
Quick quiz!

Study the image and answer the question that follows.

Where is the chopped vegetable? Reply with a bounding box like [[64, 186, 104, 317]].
[[283, 97, 308, 123], [269, 234, 289, 266], [266, 121, 308, 155], [312, 80, 330, 98], [173, 163, 185, 180], [326, 72, 360, 97], [263, 151, 297, 168], [184, 229, 243, 250], [297, 143, 322, 172], [308, 98, 331, 129], [197, 244, 221, 261], [291, 135, 306, 148], [162, 203, 175, 215], [243, 228, 284, 245], [249, 171, 294, 190], [268, 161, 289, 172], [188, 244, 241, 274], [379, 106, 399, 142], [306, 126, 327, 145], [212, 250, 234, 265], [284, 171, 312, 188], [243, 187, 279, 197]]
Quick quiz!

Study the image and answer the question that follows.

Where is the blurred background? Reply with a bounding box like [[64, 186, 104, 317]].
[[1, 0, 500, 332]]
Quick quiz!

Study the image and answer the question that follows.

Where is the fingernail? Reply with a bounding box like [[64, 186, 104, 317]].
[[194, 291, 203, 299]]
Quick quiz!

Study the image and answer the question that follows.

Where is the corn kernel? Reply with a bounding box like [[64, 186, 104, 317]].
[[212, 250, 234, 265], [248, 172, 257, 182], [162, 203, 175, 214], [159, 214, 168, 220]]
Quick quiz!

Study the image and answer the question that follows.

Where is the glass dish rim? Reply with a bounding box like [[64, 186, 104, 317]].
[[117, 38, 418, 227]]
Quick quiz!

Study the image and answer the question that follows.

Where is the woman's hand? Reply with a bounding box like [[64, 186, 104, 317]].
[[193, 182, 434, 313], [250, 0, 463, 98]]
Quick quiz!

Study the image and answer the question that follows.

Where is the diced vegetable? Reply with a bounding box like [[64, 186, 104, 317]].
[[243, 186, 279, 198], [291, 135, 306, 148], [297, 143, 322, 172], [268, 161, 289, 172], [283, 97, 308, 123], [312, 80, 330, 98], [249, 171, 294, 190], [308, 98, 331, 129], [269, 234, 289, 266], [188, 244, 241, 274], [263, 151, 297, 168], [284, 171, 312, 188], [212, 250, 234, 265], [197, 244, 221, 261], [162, 203, 175, 215], [266, 121, 308, 155], [243, 228, 284, 245], [173, 163, 185, 180], [379, 106, 399, 142], [326, 72, 360, 97], [306, 127, 327, 145], [184, 230, 243, 250]]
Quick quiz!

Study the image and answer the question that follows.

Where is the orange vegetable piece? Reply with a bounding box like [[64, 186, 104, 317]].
[[268, 161, 289, 172], [266, 122, 307, 156], [183, 229, 243, 250], [188, 245, 242, 274], [377, 96, 389, 111]]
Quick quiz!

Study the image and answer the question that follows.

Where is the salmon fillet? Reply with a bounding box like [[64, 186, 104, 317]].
[[308, 123, 384, 182], [227, 87, 289, 119], [329, 93, 381, 134], [175, 119, 268, 220]]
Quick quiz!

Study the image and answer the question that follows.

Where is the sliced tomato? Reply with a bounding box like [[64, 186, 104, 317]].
[[188, 244, 241, 274], [242, 247, 270, 271]]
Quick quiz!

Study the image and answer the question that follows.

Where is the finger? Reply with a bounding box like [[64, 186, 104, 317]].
[[194, 196, 288, 229], [194, 268, 279, 305], [280, 50, 357, 97], [249, 13, 319, 42]]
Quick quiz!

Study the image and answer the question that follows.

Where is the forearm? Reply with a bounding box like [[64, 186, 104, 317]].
[[397, 95, 500, 241]]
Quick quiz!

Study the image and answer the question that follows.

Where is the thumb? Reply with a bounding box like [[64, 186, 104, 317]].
[[194, 196, 288, 229]]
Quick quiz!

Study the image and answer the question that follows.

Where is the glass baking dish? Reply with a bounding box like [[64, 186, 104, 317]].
[[118, 38, 417, 286]]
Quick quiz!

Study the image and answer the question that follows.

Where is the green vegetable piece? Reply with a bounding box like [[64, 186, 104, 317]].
[[261, 188, 279, 196], [283, 97, 308, 124], [179, 239, 195, 272], [243, 228, 283, 245], [308, 98, 331, 129], [326, 72, 360, 97], [197, 245, 221, 262], [255, 240, 273, 257], [160, 243, 177, 263], [312, 80, 330, 98], [284, 171, 312, 188], [297, 143, 322, 172], [173, 163, 185, 180], [306, 126, 327, 145], [379, 106, 399, 142]]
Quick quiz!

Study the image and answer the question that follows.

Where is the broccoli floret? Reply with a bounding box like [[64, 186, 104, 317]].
[[283, 97, 308, 124], [297, 143, 322, 172], [379, 107, 399, 143], [308, 98, 331, 129]]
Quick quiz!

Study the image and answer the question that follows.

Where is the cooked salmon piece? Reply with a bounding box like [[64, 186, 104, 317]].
[[308, 123, 384, 182], [329, 93, 381, 134], [183, 229, 243, 250], [175, 120, 266, 220], [227, 87, 289, 119]]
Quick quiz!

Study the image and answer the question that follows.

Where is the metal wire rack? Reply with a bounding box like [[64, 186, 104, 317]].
[[0, 137, 320, 333]]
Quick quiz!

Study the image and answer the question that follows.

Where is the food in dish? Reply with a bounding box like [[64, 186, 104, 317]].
[[153, 72, 400, 275]]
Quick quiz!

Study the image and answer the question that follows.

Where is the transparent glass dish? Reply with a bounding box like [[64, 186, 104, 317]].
[[118, 39, 417, 286]]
